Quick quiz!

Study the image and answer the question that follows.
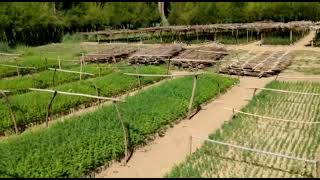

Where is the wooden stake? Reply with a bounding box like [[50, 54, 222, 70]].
[[316, 160, 320, 177], [236, 29, 239, 44], [253, 88, 257, 97], [114, 101, 129, 165], [246, 30, 249, 43], [58, 56, 61, 69], [80, 58, 83, 81], [166, 59, 171, 75], [214, 29, 217, 42], [0, 91, 18, 134], [188, 75, 198, 118], [196, 30, 199, 42], [52, 68, 57, 86], [45, 91, 58, 127], [290, 30, 293, 45]]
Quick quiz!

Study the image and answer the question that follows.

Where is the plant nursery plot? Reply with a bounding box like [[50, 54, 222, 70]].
[[0, 65, 166, 135], [0, 73, 237, 178], [0, 64, 113, 96], [167, 80, 320, 178]]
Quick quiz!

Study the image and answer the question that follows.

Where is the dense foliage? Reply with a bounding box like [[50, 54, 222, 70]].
[[1, 2, 320, 46], [0, 73, 237, 178], [0, 65, 166, 134]]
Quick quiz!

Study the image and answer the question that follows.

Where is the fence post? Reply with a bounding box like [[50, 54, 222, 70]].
[[58, 55, 61, 69], [0, 91, 18, 134], [290, 29, 293, 45], [316, 160, 320, 177], [114, 101, 129, 165], [15, 58, 20, 76], [247, 30, 249, 43], [166, 59, 171, 75], [188, 75, 198, 118], [80, 58, 83, 81], [45, 91, 58, 127], [52, 68, 57, 86], [253, 88, 257, 97]]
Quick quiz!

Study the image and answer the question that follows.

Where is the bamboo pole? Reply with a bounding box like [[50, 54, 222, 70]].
[[247, 87, 320, 97], [247, 30, 249, 43], [224, 107, 320, 124], [29, 88, 124, 102], [188, 75, 198, 118], [58, 55, 61, 69], [192, 136, 317, 163], [0, 91, 18, 134], [317, 161, 320, 177], [114, 101, 129, 165], [124, 72, 202, 77], [45, 91, 58, 127], [166, 59, 171, 75], [80, 58, 83, 81], [48, 68, 94, 76], [290, 30, 293, 45]]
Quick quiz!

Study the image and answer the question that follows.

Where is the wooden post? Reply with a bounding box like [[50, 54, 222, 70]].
[[52, 68, 57, 86], [58, 56, 61, 69], [253, 88, 257, 97], [0, 91, 18, 134], [188, 75, 198, 118], [160, 30, 163, 43], [166, 59, 171, 75], [232, 108, 235, 117], [80, 58, 83, 81], [114, 101, 129, 165], [189, 136, 193, 155], [236, 29, 239, 44], [140, 32, 142, 44], [196, 30, 199, 42], [214, 29, 217, 42], [316, 161, 320, 177], [45, 91, 58, 127], [246, 30, 249, 43], [290, 30, 293, 45]]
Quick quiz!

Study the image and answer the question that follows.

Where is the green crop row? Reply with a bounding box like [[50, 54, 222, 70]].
[[0, 64, 113, 96], [0, 73, 237, 178], [0, 65, 166, 135], [166, 80, 320, 178]]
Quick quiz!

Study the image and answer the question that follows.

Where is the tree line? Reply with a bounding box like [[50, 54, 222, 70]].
[[1, 2, 320, 46]]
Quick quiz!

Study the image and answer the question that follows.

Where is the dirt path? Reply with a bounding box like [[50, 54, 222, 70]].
[[294, 30, 316, 47], [96, 76, 272, 178]]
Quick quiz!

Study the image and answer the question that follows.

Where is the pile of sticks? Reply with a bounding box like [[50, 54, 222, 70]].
[[84, 47, 137, 63], [171, 46, 229, 69], [128, 44, 183, 65], [219, 51, 292, 77]]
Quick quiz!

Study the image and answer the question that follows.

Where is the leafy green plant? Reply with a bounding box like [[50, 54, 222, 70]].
[[0, 73, 237, 178]]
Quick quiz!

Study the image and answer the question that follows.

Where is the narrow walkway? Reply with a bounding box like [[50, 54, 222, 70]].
[[96, 76, 272, 178], [294, 30, 316, 47]]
